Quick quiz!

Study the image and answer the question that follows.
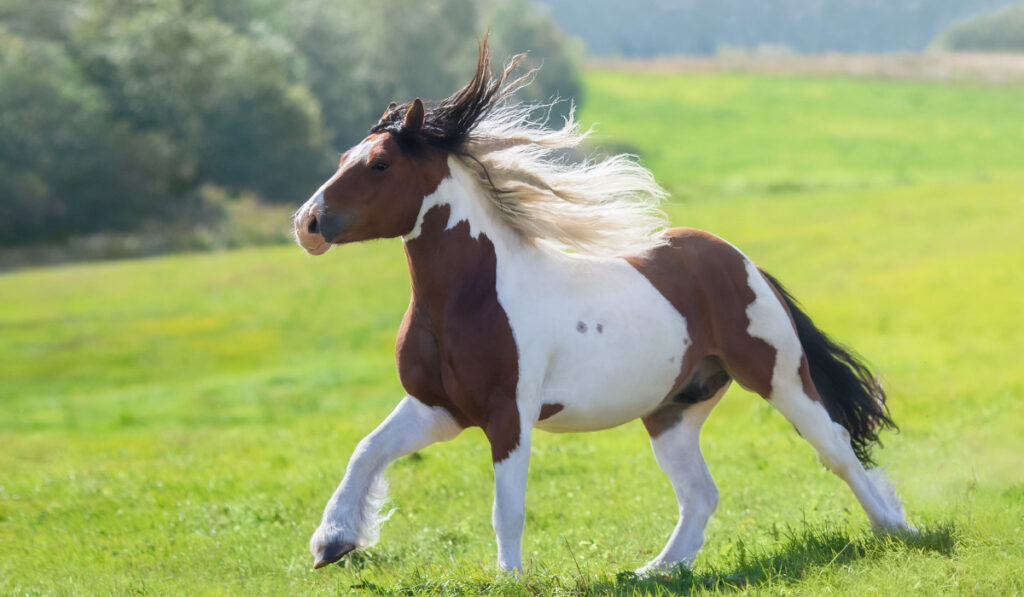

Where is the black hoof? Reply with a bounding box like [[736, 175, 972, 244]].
[[312, 541, 356, 569]]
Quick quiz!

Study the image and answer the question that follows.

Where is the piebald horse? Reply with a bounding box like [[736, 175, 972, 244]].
[[293, 43, 910, 574]]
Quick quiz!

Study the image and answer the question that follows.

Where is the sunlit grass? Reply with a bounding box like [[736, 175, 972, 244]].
[[2, 71, 1023, 595]]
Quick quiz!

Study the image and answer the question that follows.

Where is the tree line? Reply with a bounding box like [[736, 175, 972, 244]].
[[537, 0, 1020, 55], [0, 0, 581, 246], [933, 1, 1024, 51]]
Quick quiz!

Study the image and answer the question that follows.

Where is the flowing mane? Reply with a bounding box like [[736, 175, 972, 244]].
[[371, 40, 669, 257]]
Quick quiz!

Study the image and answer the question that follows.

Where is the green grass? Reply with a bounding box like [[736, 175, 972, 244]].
[[2, 71, 1023, 595], [584, 71, 1024, 197]]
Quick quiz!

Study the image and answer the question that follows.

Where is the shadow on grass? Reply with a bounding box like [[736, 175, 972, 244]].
[[333, 521, 956, 595], [581, 521, 957, 596]]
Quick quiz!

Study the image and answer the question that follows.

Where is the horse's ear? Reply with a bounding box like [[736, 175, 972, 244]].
[[381, 101, 397, 120], [403, 98, 425, 132]]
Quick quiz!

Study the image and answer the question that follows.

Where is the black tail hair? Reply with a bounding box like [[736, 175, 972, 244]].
[[760, 269, 896, 467]]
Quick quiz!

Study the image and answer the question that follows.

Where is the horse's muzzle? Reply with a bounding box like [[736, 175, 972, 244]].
[[294, 201, 332, 255], [313, 211, 347, 245]]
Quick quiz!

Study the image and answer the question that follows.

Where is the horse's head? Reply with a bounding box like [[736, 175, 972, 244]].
[[294, 38, 538, 255], [293, 98, 448, 254]]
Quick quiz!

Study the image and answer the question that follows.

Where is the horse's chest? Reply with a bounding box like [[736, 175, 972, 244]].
[[397, 294, 519, 429], [496, 254, 691, 432]]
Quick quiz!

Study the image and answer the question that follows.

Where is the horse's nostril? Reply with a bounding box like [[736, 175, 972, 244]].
[[307, 216, 319, 235]]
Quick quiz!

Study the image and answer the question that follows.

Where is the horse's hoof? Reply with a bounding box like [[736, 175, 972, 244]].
[[312, 540, 356, 569], [636, 559, 691, 578]]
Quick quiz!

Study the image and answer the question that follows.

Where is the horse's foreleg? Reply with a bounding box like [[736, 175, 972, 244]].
[[487, 404, 532, 573], [637, 388, 725, 575], [310, 395, 462, 569]]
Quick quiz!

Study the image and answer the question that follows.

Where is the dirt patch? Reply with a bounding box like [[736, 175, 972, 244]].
[[589, 52, 1024, 84]]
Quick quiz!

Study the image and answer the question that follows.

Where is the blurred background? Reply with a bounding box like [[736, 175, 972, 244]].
[[1, 0, 1021, 264], [2, 1, 1023, 594]]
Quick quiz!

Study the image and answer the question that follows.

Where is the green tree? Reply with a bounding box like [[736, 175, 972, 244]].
[[0, 0, 584, 246], [218, 0, 582, 148], [72, 2, 331, 201], [0, 32, 178, 244]]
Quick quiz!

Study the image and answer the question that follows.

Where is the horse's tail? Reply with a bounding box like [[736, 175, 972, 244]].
[[759, 269, 896, 467]]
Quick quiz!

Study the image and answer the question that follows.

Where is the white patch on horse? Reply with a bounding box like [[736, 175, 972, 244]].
[[637, 389, 725, 576], [404, 162, 499, 242], [344, 137, 376, 167], [492, 409, 532, 572], [309, 396, 462, 563], [743, 259, 803, 395]]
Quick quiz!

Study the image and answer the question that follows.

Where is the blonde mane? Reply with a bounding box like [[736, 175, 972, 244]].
[[457, 103, 669, 257], [372, 38, 669, 257]]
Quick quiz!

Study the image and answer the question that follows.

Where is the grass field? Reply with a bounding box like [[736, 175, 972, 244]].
[[2, 70, 1023, 595]]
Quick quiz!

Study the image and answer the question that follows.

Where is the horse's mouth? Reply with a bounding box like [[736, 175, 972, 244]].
[[304, 241, 332, 255]]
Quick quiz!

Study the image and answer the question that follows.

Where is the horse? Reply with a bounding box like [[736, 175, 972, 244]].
[[292, 41, 911, 574]]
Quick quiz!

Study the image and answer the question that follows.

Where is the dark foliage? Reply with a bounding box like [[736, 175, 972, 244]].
[[0, 0, 582, 246]]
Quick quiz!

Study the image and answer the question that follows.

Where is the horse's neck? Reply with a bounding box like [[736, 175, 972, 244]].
[[402, 158, 542, 320]]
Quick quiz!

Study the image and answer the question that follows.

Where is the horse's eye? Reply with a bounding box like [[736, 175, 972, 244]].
[[371, 161, 390, 171]]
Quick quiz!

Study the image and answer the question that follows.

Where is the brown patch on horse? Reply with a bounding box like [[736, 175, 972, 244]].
[[539, 403, 564, 421], [640, 406, 682, 438], [398, 203, 522, 463], [630, 228, 800, 436]]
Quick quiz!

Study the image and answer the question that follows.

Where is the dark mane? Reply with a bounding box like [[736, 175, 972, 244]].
[[369, 36, 533, 151]]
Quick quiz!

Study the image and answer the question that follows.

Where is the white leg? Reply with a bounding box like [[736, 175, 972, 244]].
[[492, 424, 531, 572], [741, 261, 908, 531], [768, 387, 908, 531], [310, 396, 462, 568], [638, 392, 724, 575]]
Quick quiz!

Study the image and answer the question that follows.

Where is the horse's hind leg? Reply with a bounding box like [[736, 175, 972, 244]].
[[725, 262, 908, 531], [637, 376, 728, 575], [763, 381, 907, 530]]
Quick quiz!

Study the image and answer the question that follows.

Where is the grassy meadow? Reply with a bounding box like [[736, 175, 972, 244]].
[[2, 70, 1023, 595]]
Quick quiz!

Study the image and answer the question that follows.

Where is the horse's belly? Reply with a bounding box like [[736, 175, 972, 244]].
[[497, 254, 690, 433], [532, 320, 687, 432]]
